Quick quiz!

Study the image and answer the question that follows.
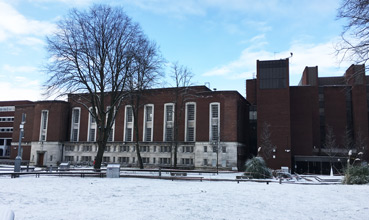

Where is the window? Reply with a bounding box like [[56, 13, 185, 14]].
[[222, 146, 226, 153], [88, 108, 97, 142], [118, 157, 129, 164], [204, 159, 208, 166], [209, 103, 220, 142], [70, 108, 80, 142], [140, 146, 150, 152], [0, 117, 14, 122], [81, 156, 92, 162], [64, 156, 74, 162], [164, 103, 174, 142], [103, 157, 110, 162], [104, 146, 111, 152], [83, 146, 92, 152], [159, 158, 171, 165], [65, 146, 75, 151], [119, 145, 130, 152], [213, 146, 217, 153], [185, 103, 196, 142], [124, 106, 134, 142], [182, 158, 193, 165], [204, 146, 207, 152], [0, 106, 15, 112], [160, 146, 171, 152], [0, 127, 13, 133], [39, 110, 48, 141], [142, 157, 150, 164], [182, 146, 194, 153], [143, 105, 154, 142]]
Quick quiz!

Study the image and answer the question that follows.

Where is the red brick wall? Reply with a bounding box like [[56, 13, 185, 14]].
[[290, 86, 317, 155]]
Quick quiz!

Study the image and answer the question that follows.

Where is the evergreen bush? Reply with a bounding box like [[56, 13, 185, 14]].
[[343, 165, 369, 185], [244, 157, 272, 179]]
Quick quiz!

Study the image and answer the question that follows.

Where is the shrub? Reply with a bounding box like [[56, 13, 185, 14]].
[[343, 165, 369, 185], [244, 157, 272, 179]]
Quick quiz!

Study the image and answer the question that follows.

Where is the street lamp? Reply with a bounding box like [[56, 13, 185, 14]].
[[14, 113, 26, 173]]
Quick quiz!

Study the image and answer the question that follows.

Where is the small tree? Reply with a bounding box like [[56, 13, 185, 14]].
[[324, 126, 337, 168], [343, 165, 369, 184], [169, 62, 193, 168], [126, 39, 163, 169], [244, 157, 272, 179], [355, 129, 367, 162], [342, 126, 354, 155], [258, 122, 274, 161]]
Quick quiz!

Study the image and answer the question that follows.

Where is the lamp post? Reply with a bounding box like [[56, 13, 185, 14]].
[[14, 113, 26, 173]]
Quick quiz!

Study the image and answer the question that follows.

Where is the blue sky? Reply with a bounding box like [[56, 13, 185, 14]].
[[0, 0, 351, 101]]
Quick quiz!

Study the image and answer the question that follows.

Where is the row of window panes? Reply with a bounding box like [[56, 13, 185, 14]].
[[64, 156, 227, 167], [71, 103, 220, 143], [64, 156, 177, 165], [65, 145, 227, 153], [0, 117, 14, 122], [0, 127, 13, 133], [0, 106, 15, 112], [203, 159, 228, 167]]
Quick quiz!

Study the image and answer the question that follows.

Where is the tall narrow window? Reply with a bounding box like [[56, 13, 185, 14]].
[[209, 103, 220, 142], [124, 105, 134, 142], [88, 108, 97, 142], [185, 103, 196, 142], [106, 106, 115, 142], [164, 103, 174, 142], [39, 110, 48, 141], [70, 108, 80, 142], [143, 104, 154, 142]]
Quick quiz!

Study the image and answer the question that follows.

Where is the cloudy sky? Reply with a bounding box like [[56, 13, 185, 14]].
[[0, 0, 351, 101]]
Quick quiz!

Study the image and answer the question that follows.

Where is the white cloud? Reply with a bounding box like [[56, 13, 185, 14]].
[[203, 37, 353, 85], [28, 0, 95, 6], [0, 1, 56, 42], [3, 64, 38, 73], [0, 81, 42, 101]]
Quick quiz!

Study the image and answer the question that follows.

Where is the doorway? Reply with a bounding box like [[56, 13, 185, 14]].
[[37, 152, 45, 166]]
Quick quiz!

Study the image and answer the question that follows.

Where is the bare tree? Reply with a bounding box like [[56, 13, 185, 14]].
[[169, 62, 193, 168], [45, 5, 161, 169], [336, 0, 369, 68], [126, 39, 163, 169], [324, 126, 338, 167], [355, 129, 367, 162], [258, 122, 274, 161], [342, 126, 354, 155]]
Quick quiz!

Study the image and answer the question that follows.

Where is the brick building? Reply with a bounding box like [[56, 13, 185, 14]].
[[0, 101, 32, 158], [9, 86, 249, 170], [247, 59, 369, 174]]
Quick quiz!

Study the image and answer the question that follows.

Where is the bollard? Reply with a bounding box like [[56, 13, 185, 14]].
[[159, 168, 161, 178], [49, 165, 53, 172]]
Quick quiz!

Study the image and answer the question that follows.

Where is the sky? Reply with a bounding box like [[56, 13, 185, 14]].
[[0, 0, 352, 101]]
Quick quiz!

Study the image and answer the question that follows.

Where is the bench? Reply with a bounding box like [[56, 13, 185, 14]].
[[236, 175, 252, 180], [170, 172, 187, 177], [170, 176, 203, 182], [236, 178, 271, 185]]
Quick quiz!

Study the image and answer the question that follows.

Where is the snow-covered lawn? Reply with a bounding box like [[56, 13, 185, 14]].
[[0, 176, 368, 220]]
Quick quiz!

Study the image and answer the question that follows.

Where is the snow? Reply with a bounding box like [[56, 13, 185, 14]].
[[0, 174, 369, 220]]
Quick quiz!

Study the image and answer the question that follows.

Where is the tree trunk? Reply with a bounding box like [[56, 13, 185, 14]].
[[94, 141, 105, 170], [133, 96, 144, 169]]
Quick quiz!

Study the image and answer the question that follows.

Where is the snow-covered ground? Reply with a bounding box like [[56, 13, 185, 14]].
[[0, 175, 368, 220]]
